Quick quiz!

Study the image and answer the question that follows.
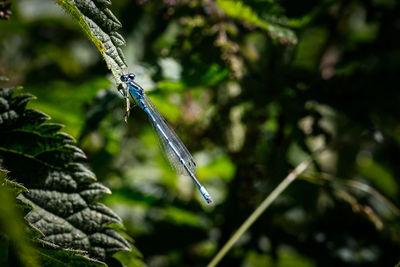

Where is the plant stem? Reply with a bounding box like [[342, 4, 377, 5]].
[[207, 158, 312, 267]]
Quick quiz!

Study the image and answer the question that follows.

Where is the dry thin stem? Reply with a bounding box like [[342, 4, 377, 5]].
[[207, 157, 313, 267]]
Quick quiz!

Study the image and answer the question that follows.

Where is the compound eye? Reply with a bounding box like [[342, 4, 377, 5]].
[[120, 75, 128, 82], [128, 73, 136, 80]]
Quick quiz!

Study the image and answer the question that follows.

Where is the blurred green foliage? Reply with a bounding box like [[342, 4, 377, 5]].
[[1, 0, 400, 266], [0, 170, 38, 267]]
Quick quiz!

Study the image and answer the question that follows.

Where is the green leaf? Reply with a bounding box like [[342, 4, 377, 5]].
[[55, 0, 127, 81], [112, 250, 146, 267], [0, 170, 39, 267], [34, 240, 107, 267], [216, 0, 297, 45], [25, 77, 114, 137], [0, 87, 142, 265], [357, 156, 397, 198]]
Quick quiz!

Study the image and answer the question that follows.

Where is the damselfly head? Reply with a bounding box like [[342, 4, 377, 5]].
[[120, 73, 136, 82]]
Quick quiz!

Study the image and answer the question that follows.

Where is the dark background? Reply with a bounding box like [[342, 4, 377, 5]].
[[1, 0, 400, 266]]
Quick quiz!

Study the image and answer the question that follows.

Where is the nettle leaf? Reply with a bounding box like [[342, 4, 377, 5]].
[[216, 0, 298, 45], [34, 239, 107, 267], [0, 88, 141, 265], [55, 0, 127, 81]]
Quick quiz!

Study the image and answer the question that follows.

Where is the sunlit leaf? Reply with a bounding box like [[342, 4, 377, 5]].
[[357, 156, 397, 198], [216, 0, 297, 45]]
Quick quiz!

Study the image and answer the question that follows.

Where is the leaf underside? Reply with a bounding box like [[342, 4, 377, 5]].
[[56, 0, 127, 81]]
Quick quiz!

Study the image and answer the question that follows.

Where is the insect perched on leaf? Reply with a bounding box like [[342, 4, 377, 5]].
[[120, 73, 212, 204]]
